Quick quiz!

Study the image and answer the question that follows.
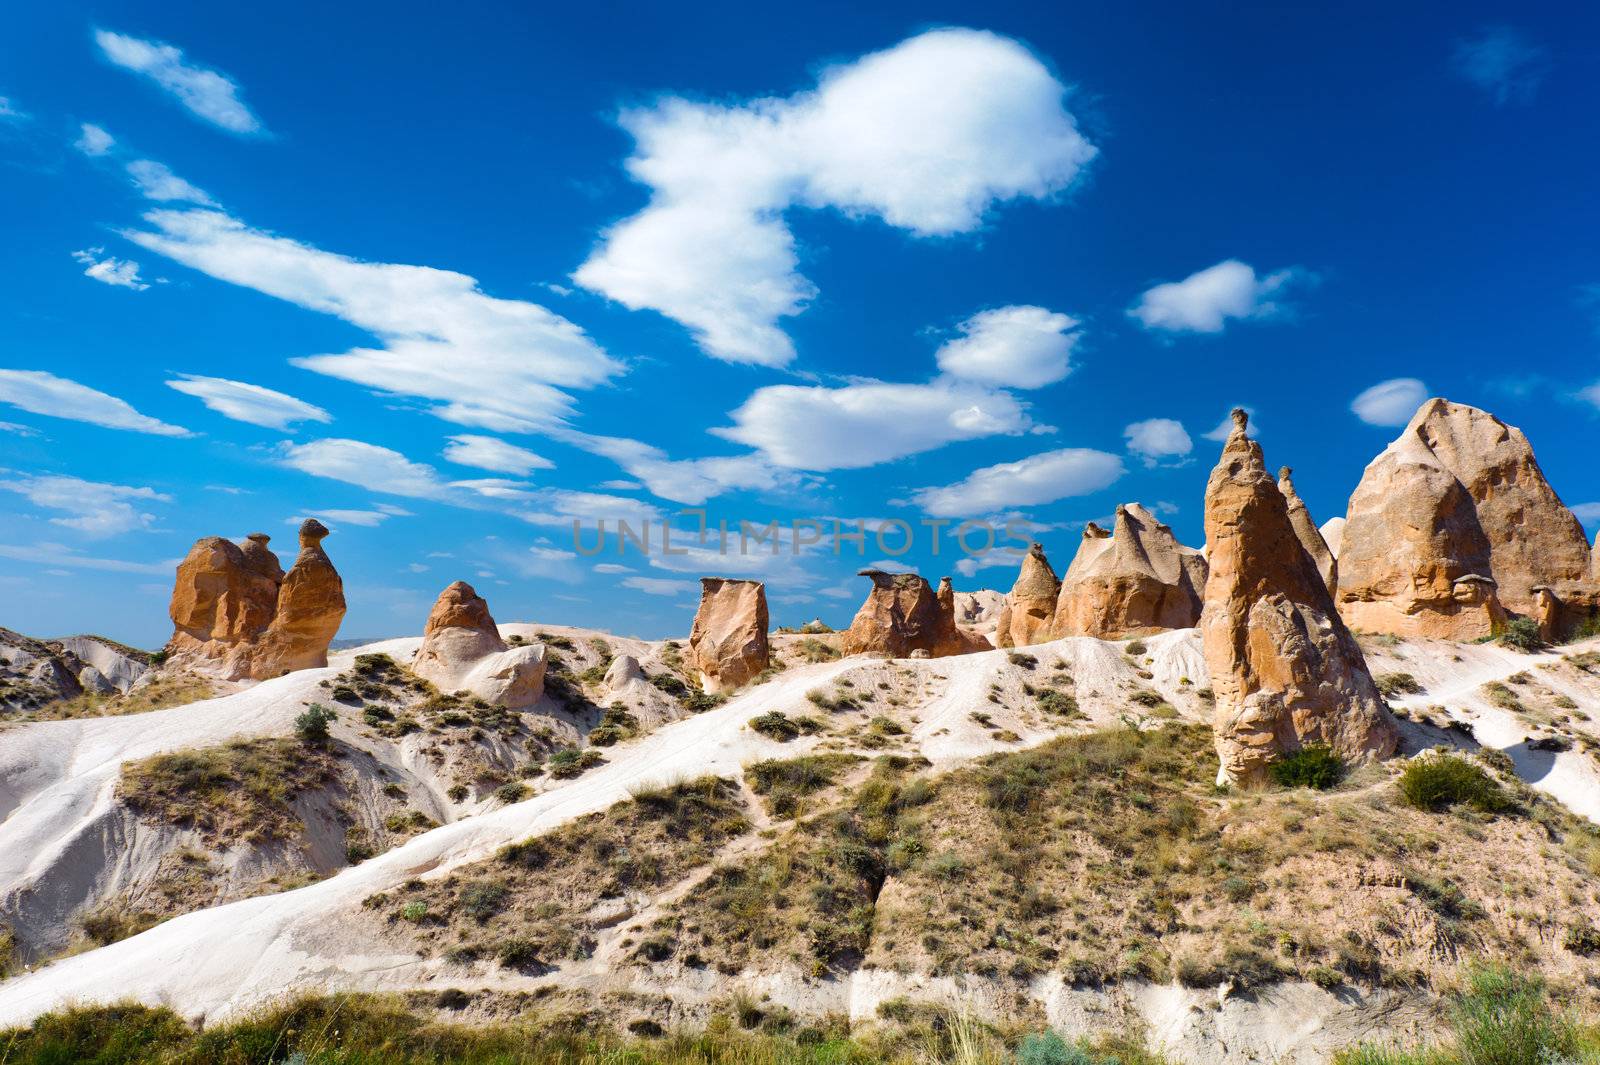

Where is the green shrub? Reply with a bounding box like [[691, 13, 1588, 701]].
[[1451, 964, 1576, 1065], [1036, 689, 1081, 718], [294, 703, 336, 743], [1376, 673, 1424, 698], [459, 880, 508, 923], [494, 781, 527, 803], [1125, 640, 1148, 656], [1500, 617, 1542, 651], [1269, 745, 1345, 790], [1007, 652, 1038, 669], [749, 711, 801, 740], [1398, 755, 1511, 814]]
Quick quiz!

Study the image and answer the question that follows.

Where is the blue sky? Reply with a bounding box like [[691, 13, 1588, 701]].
[[2, 0, 1598, 647]]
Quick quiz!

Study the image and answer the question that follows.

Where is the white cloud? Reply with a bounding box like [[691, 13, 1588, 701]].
[[126, 159, 217, 206], [553, 428, 794, 504], [1571, 502, 1600, 525], [954, 545, 1026, 577], [127, 208, 623, 432], [289, 508, 398, 528], [934, 305, 1080, 389], [1129, 260, 1306, 334], [1351, 378, 1429, 427], [1579, 381, 1600, 412], [1453, 27, 1548, 106], [167, 373, 331, 429], [621, 575, 697, 597], [75, 123, 115, 156], [0, 541, 176, 575], [443, 434, 554, 476], [277, 438, 449, 499], [593, 562, 634, 574], [573, 28, 1096, 366], [0, 421, 40, 437], [0, 474, 170, 538], [715, 378, 1031, 470], [515, 489, 663, 529], [94, 29, 263, 133], [598, 479, 643, 491], [1123, 417, 1192, 467], [913, 448, 1125, 517], [0, 370, 190, 436], [72, 247, 149, 290]]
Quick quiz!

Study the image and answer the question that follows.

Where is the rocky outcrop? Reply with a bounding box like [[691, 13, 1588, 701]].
[[411, 581, 545, 707], [1320, 517, 1346, 561], [1052, 504, 1208, 639], [1337, 399, 1596, 640], [1202, 410, 1397, 786], [165, 522, 346, 680], [0, 629, 151, 713], [1279, 468, 1337, 595], [842, 570, 986, 659], [952, 589, 1005, 633], [688, 578, 770, 693], [995, 544, 1061, 648]]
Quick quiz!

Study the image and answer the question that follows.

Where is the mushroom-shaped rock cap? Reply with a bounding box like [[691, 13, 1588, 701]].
[[298, 518, 329, 548], [1082, 522, 1110, 540]]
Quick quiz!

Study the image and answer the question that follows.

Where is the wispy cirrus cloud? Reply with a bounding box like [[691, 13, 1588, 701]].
[[0, 474, 171, 537], [94, 29, 264, 134], [574, 28, 1096, 366], [167, 374, 331, 430], [1452, 26, 1548, 106], [0, 542, 177, 575], [0, 370, 190, 437]]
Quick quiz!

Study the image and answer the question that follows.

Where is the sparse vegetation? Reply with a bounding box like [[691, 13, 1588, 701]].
[[745, 754, 860, 817], [1375, 673, 1424, 698], [1398, 754, 1511, 814], [1500, 617, 1543, 652], [119, 738, 343, 843], [294, 702, 336, 743], [795, 637, 841, 663], [748, 710, 824, 741], [1269, 745, 1345, 790], [21, 671, 217, 721]]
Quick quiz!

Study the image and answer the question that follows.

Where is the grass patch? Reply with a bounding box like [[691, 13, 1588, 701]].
[[118, 738, 342, 843], [745, 754, 860, 817], [1376, 673, 1424, 698], [21, 671, 217, 721]]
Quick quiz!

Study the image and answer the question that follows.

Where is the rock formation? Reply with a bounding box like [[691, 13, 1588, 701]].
[[952, 589, 1005, 633], [1053, 504, 1208, 639], [1279, 468, 1337, 595], [0, 629, 151, 713], [164, 521, 346, 680], [1319, 516, 1345, 561], [411, 581, 545, 707], [687, 578, 770, 693], [842, 570, 986, 659], [1337, 398, 1596, 640], [995, 544, 1061, 648], [1202, 409, 1397, 786]]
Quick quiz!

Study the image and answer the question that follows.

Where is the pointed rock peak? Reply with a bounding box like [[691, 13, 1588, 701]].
[[425, 581, 499, 636], [1054, 500, 1207, 639]]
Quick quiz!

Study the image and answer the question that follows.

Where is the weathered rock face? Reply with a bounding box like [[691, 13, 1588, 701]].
[[1319, 517, 1346, 561], [995, 544, 1061, 648], [0, 629, 151, 713], [1279, 468, 1337, 595], [1337, 398, 1595, 639], [166, 522, 346, 680], [249, 520, 346, 679], [411, 581, 545, 707], [1202, 410, 1398, 786], [952, 589, 1005, 633], [688, 578, 770, 693], [1053, 504, 1208, 639], [842, 570, 985, 659]]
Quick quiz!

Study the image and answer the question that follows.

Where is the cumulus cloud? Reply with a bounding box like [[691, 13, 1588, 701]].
[[0, 370, 190, 436], [443, 434, 554, 476], [1452, 27, 1548, 106], [94, 29, 263, 133], [72, 247, 149, 290], [126, 159, 217, 206], [573, 28, 1096, 366], [167, 374, 331, 429], [75, 123, 115, 156], [1351, 378, 1429, 427], [1123, 417, 1192, 467], [934, 306, 1080, 389], [621, 575, 697, 597], [0, 474, 170, 537], [716, 378, 1031, 471], [127, 208, 623, 432], [1129, 260, 1306, 334], [912, 448, 1125, 517]]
